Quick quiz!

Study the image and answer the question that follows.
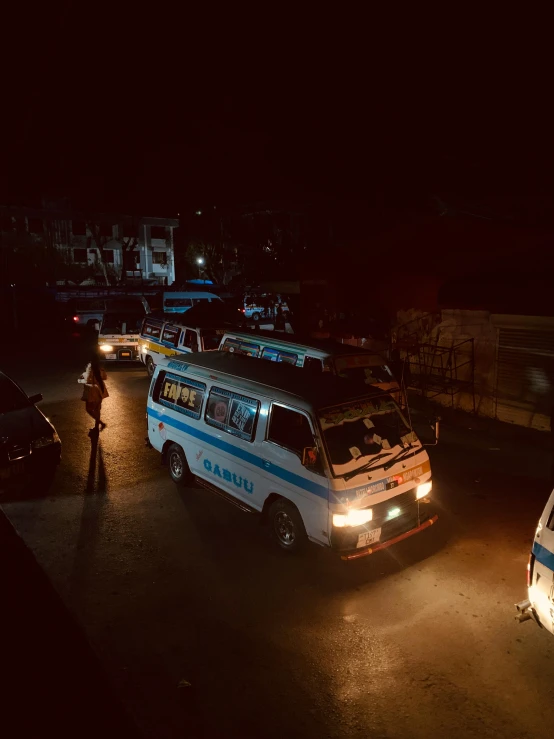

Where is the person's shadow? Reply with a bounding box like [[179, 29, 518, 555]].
[[86, 432, 107, 495]]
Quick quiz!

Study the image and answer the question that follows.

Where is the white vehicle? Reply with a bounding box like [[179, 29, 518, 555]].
[[146, 351, 437, 558], [98, 299, 149, 361], [516, 490, 554, 635], [219, 329, 401, 401], [163, 291, 222, 314], [65, 298, 106, 330], [139, 314, 228, 377]]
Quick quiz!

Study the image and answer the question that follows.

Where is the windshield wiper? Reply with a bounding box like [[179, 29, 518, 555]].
[[383, 443, 420, 471], [344, 452, 392, 482]]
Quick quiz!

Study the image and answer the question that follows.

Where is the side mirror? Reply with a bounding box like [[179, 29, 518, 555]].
[[28, 393, 43, 405], [424, 417, 440, 446], [302, 446, 318, 468]]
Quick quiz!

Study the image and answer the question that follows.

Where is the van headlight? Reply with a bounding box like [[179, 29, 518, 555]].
[[416, 481, 432, 499], [333, 508, 373, 528], [99, 344, 113, 352]]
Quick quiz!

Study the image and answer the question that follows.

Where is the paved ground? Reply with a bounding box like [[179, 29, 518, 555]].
[[2, 338, 554, 739]]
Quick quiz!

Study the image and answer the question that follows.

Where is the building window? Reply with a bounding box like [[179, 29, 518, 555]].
[[150, 226, 166, 239], [102, 249, 114, 263], [73, 248, 87, 262], [152, 251, 167, 265]]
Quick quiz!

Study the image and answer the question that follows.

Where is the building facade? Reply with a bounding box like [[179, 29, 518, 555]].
[[0, 205, 178, 286]]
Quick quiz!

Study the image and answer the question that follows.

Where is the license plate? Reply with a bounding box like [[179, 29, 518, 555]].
[[357, 528, 381, 548], [107, 353, 117, 359], [0, 461, 25, 479]]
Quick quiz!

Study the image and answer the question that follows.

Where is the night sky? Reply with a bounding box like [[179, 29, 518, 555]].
[[4, 7, 553, 221]]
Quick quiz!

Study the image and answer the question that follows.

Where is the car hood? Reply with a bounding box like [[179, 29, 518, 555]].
[[0, 406, 55, 446]]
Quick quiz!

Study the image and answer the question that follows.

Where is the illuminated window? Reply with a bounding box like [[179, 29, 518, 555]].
[[152, 251, 167, 265]]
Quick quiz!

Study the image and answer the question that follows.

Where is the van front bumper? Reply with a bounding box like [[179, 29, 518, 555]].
[[102, 347, 139, 361], [331, 494, 437, 560]]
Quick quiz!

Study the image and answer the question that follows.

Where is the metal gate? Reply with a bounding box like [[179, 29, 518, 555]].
[[496, 327, 554, 429]]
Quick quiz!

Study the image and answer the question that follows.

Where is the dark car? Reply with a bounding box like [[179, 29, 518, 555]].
[[0, 371, 61, 491]]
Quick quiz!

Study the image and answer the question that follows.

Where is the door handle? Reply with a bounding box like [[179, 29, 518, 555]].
[[262, 459, 271, 469]]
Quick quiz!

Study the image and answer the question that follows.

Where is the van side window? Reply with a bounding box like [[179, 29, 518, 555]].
[[205, 387, 259, 442], [162, 325, 180, 347], [222, 338, 260, 357], [153, 371, 205, 419], [547, 505, 554, 531], [183, 329, 198, 351], [222, 338, 240, 353], [261, 347, 298, 365], [143, 319, 162, 339], [304, 356, 323, 373], [268, 405, 315, 456]]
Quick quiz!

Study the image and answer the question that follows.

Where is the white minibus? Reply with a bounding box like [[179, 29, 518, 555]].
[[146, 351, 437, 558]]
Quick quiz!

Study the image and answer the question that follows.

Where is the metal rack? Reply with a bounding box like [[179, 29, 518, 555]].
[[404, 338, 476, 412]]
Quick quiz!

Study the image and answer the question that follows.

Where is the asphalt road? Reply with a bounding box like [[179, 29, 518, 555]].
[[2, 341, 554, 739]]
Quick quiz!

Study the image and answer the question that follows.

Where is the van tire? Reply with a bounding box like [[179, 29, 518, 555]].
[[269, 499, 307, 553], [252, 312, 261, 322], [167, 444, 190, 486], [146, 356, 155, 378]]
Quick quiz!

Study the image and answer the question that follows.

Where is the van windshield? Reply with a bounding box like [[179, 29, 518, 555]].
[[101, 313, 143, 335], [333, 355, 395, 385], [318, 395, 416, 476]]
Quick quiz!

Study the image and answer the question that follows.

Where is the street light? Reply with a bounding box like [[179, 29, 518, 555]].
[[196, 256, 204, 280]]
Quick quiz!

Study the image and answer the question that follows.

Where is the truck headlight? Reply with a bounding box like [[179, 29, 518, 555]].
[[416, 481, 432, 499], [99, 344, 113, 352], [333, 508, 373, 528]]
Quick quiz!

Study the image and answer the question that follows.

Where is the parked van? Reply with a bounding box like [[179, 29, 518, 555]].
[[139, 313, 228, 377], [219, 329, 401, 398], [146, 351, 437, 558], [98, 299, 149, 362], [163, 291, 223, 314], [516, 489, 554, 636]]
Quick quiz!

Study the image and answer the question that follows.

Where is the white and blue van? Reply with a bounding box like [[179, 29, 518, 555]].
[[219, 329, 401, 402], [516, 490, 554, 636], [146, 351, 437, 558], [163, 291, 222, 314], [139, 313, 228, 377]]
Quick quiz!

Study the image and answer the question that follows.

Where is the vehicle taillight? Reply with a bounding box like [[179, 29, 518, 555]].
[[527, 553, 535, 588], [73, 315, 79, 322], [241, 308, 245, 313]]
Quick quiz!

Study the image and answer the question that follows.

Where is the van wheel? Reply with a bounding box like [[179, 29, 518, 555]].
[[146, 356, 155, 377], [167, 444, 190, 486], [269, 499, 307, 553], [252, 312, 261, 322]]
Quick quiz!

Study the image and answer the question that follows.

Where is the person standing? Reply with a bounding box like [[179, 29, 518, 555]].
[[78, 355, 109, 436]]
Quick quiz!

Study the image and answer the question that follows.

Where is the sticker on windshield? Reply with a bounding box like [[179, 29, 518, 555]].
[[349, 446, 362, 459], [363, 418, 375, 429], [320, 398, 396, 429]]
